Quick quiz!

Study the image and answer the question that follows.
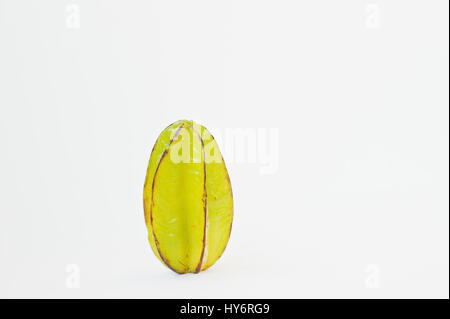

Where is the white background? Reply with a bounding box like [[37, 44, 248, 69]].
[[0, 0, 448, 298]]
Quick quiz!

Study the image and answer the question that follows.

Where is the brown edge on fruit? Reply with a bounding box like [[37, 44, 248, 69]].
[[220, 154, 234, 257], [193, 124, 207, 273], [150, 124, 185, 274], [143, 142, 157, 226]]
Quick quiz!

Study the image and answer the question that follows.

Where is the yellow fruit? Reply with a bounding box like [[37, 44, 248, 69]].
[[143, 120, 233, 273]]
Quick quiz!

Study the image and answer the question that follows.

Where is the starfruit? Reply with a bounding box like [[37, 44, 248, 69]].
[[143, 120, 233, 274]]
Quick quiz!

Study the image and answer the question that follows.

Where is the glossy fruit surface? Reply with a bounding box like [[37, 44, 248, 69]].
[[143, 120, 233, 273]]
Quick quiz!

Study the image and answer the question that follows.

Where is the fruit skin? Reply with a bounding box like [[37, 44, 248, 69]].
[[143, 120, 233, 274]]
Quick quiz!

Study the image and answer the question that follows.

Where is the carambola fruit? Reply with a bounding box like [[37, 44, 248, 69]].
[[143, 120, 233, 274]]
